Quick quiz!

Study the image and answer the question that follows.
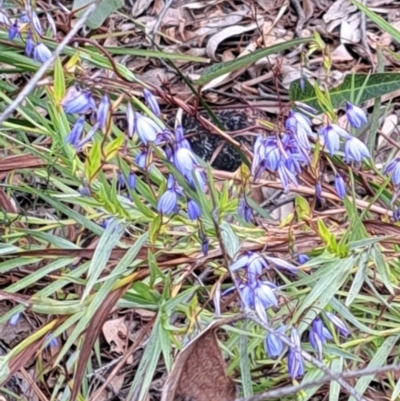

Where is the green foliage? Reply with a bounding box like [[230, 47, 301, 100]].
[[290, 73, 400, 111], [73, 0, 124, 29]]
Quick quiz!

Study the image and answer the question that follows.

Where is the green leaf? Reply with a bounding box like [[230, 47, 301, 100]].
[[239, 330, 253, 397], [194, 37, 310, 85], [73, 0, 124, 29], [289, 73, 400, 111], [53, 57, 65, 103], [349, 335, 400, 401]]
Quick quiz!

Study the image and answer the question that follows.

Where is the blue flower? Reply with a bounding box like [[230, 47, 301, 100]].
[[252, 136, 281, 177], [175, 125, 191, 149], [297, 254, 310, 264], [187, 198, 201, 220], [384, 158, 400, 186], [174, 147, 197, 175], [79, 183, 91, 197], [254, 280, 278, 309], [238, 196, 251, 222], [75, 123, 100, 150], [319, 124, 349, 155], [285, 111, 312, 152], [325, 312, 350, 337], [230, 251, 268, 281], [265, 256, 297, 274], [9, 312, 21, 325], [135, 149, 150, 169], [344, 137, 370, 163], [117, 171, 125, 187], [126, 103, 135, 138], [25, 32, 34, 57], [309, 318, 331, 360], [46, 334, 59, 348], [96, 94, 110, 131], [393, 208, 400, 222], [143, 89, 161, 117], [62, 90, 96, 114], [128, 172, 136, 190], [134, 113, 160, 144], [239, 282, 255, 308], [277, 160, 298, 192], [0, 11, 11, 25], [33, 42, 52, 63], [65, 116, 85, 147], [8, 20, 19, 40], [334, 174, 346, 199], [31, 11, 43, 36], [265, 326, 286, 358], [157, 190, 178, 214], [287, 327, 304, 378], [346, 102, 367, 129]]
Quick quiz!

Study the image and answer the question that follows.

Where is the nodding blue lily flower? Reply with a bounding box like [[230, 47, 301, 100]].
[[0, 11, 10, 25], [239, 281, 255, 309], [287, 327, 304, 379], [252, 136, 281, 177], [325, 312, 350, 337], [20, 12, 30, 24], [79, 183, 91, 197], [117, 171, 125, 187], [346, 102, 367, 129], [75, 123, 100, 150], [277, 160, 298, 193], [265, 326, 287, 359], [126, 103, 135, 138], [238, 196, 251, 222], [344, 137, 370, 163], [254, 280, 278, 309], [187, 198, 201, 221], [128, 172, 136, 190], [65, 116, 85, 147], [285, 111, 312, 152], [265, 256, 298, 274], [334, 174, 346, 199], [62, 90, 96, 115], [230, 251, 269, 282], [10, 312, 21, 325], [143, 89, 161, 117], [309, 318, 332, 360], [175, 125, 191, 150], [31, 11, 43, 36], [25, 32, 34, 57], [157, 175, 182, 215], [97, 94, 110, 131], [173, 147, 197, 176], [33, 42, 52, 63], [134, 113, 160, 144], [297, 254, 310, 264], [135, 149, 149, 169], [384, 158, 400, 186], [8, 20, 19, 40], [319, 124, 349, 155]]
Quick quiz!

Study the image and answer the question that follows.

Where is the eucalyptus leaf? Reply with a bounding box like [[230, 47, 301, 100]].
[[195, 37, 310, 85]]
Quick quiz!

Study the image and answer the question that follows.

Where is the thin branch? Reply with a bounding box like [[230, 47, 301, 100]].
[[236, 363, 400, 401], [244, 310, 366, 401], [0, 0, 100, 127]]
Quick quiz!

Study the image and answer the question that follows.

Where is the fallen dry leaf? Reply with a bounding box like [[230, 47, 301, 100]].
[[102, 317, 128, 354], [161, 320, 237, 401]]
